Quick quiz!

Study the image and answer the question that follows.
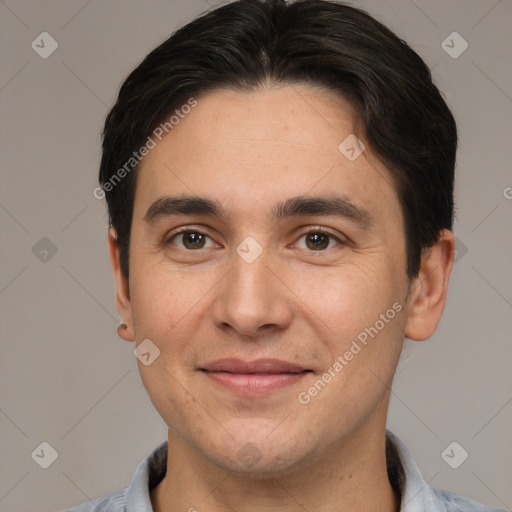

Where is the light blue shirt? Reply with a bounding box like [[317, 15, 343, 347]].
[[64, 430, 506, 511]]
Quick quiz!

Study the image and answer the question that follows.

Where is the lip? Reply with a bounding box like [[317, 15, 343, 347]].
[[201, 358, 307, 374], [200, 358, 311, 396]]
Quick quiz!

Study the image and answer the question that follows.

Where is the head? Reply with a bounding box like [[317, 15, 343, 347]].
[[102, 0, 456, 474]]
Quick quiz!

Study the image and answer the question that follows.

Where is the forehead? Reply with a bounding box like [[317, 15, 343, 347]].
[[133, 85, 401, 227]]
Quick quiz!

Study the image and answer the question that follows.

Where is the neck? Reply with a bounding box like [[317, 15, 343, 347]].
[[151, 423, 400, 512]]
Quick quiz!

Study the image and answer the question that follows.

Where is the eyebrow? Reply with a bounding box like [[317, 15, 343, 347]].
[[143, 194, 374, 229]]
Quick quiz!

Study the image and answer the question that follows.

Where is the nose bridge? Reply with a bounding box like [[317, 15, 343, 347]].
[[213, 243, 292, 336], [231, 248, 272, 302]]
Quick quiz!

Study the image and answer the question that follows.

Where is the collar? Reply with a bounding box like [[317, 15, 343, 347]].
[[124, 429, 440, 511]]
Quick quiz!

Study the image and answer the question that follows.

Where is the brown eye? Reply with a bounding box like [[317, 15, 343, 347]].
[[168, 231, 215, 250], [294, 229, 343, 251], [305, 232, 330, 250]]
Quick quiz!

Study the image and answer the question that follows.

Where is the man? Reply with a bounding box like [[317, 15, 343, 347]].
[[66, 0, 505, 510]]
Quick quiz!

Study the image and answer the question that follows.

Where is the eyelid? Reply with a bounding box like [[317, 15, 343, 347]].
[[164, 225, 219, 247], [164, 225, 348, 249], [292, 226, 347, 248], [301, 226, 343, 238], [301, 226, 350, 243]]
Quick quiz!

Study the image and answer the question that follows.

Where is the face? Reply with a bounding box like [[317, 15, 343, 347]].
[[116, 85, 414, 474]]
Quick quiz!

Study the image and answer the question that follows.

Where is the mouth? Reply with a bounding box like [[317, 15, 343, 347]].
[[199, 358, 312, 396]]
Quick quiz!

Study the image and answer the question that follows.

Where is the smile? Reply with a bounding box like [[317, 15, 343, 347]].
[[200, 358, 312, 396]]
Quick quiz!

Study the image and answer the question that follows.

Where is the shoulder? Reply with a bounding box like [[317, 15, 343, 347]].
[[61, 487, 127, 512], [431, 487, 508, 512], [62, 440, 168, 512], [385, 430, 506, 512]]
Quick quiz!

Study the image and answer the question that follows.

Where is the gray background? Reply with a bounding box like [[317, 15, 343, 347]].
[[0, 0, 511, 511]]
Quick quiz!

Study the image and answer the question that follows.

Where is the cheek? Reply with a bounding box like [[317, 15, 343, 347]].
[[290, 259, 403, 338], [293, 272, 406, 438], [288, 259, 408, 412], [129, 260, 200, 336], [128, 263, 213, 382]]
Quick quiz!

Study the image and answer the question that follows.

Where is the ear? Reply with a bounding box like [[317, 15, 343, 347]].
[[404, 229, 455, 341], [108, 228, 135, 342]]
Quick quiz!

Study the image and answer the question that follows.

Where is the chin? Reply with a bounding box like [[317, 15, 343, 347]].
[[204, 432, 312, 478]]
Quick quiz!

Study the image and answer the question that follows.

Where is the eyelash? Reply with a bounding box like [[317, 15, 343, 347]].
[[164, 226, 345, 251]]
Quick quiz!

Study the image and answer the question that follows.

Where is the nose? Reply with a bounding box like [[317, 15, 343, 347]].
[[211, 246, 293, 339]]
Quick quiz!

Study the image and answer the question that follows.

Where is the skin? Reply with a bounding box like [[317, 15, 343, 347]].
[[108, 85, 455, 512]]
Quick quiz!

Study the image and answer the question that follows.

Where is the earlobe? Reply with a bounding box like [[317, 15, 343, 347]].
[[108, 228, 135, 342], [404, 229, 455, 341], [116, 322, 134, 342]]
